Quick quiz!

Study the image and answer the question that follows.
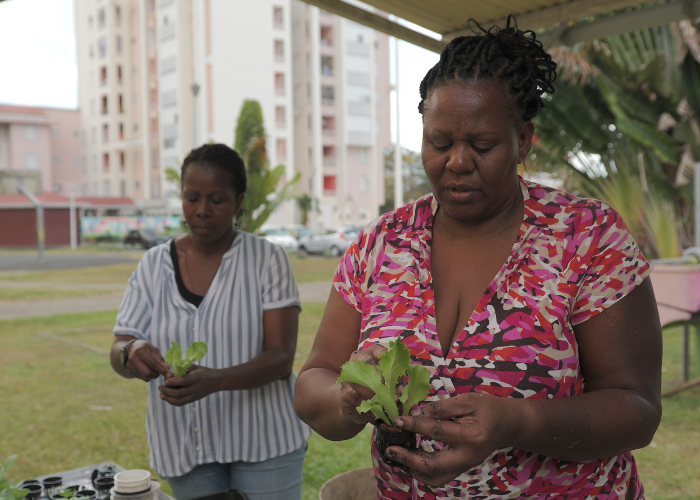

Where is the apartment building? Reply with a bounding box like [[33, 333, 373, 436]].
[[75, 0, 391, 224], [0, 104, 84, 195], [75, 0, 161, 204]]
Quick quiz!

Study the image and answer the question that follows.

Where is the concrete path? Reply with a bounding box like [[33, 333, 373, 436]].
[[0, 252, 142, 271], [0, 280, 332, 320]]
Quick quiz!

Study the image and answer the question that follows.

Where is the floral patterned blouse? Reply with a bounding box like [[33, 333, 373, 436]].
[[333, 178, 651, 499]]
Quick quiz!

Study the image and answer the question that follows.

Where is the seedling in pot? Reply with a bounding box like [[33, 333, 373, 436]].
[[0, 455, 28, 500], [165, 341, 208, 377], [337, 339, 431, 466]]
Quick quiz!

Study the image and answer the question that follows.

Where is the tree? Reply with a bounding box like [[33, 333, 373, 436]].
[[296, 194, 318, 226], [234, 100, 300, 234], [531, 20, 700, 258], [380, 146, 432, 214]]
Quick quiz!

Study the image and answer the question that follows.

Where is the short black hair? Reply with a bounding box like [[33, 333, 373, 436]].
[[181, 143, 246, 194], [418, 15, 557, 121]]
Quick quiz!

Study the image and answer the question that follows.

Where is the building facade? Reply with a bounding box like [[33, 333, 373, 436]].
[[0, 104, 84, 195], [74, 0, 392, 224], [75, 0, 162, 204]]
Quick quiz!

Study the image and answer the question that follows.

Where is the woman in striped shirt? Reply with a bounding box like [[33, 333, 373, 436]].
[[110, 144, 311, 500]]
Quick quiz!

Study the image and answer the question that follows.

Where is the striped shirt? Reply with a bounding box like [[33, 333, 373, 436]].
[[114, 232, 312, 478]]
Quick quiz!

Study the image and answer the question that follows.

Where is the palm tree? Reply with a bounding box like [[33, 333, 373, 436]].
[[532, 20, 700, 257]]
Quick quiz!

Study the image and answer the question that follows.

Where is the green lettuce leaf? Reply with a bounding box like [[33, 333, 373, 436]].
[[337, 339, 430, 426], [165, 341, 208, 377]]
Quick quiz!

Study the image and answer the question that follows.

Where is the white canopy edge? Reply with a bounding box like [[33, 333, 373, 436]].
[[299, 0, 700, 53]]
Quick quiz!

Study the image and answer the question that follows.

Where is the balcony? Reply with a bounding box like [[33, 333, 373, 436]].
[[323, 155, 335, 165]]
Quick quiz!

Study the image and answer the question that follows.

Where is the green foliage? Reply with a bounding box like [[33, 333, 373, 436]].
[[165, 341, 208, 377], [533, 23, 700, 256], [380, 147, 432, 213], [296, 194, 318, 227], [0, 456, 28, 500], [164, 168, 182, 192], [337, 339, 431, 426], [234, 99, 300, 234]]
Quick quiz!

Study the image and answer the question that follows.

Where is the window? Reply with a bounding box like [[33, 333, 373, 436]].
[[24, 125, 37, 141], [104, 180, 111, 196], [102, 124, 109, 143], [134, 151, 140, 162], [119, 123, 124, 140], [115, 6, 121, 26], [116, 35, 122, 55], [321, 85, 334, 105], [119, 151, 125, 171], [151, 176, 160, 197], [92, 182, 98, 195], [321, 55, 334, 75], [274, 40, 284, 62], [275, 106, 286, 128], [359, 205, 368, 221], [51, 128, 60, 137], [273, 6, 283, 29], [90, 70, 95, 87], [98, 8, 105, 28], [25, 153, 38, 169], [323, 146, 335, 165], [91, 127, 96, 144], [74, 157, 83, 166], [88, 15, 93, 28], [101, 95, 108, 114], [118, 95, 124, 113], [322, 116, 335, 135], [89, 44, 94, 58], [321, 26, 333, 45], [358, 174, 368, 193], [100, 66, 107, 86], [276, 138, 287, 161], [52, 183, 63, 193], [103, 152, 110, 171], [120, 180, 126, 196], [52, 156, 61, 165], [98, 36, 106, 58], [274, 73, 285, 95], [323, 175, 337, 194], [91, 155, 97, 172], [358, 148, 367, 164], [117, 65, 122, 84]]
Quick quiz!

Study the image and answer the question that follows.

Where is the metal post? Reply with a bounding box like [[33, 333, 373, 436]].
[[191, 83, 200, 150], [683, 323, 690, 382], [69, 192, 77, 250], [695, 162, 700, 247], [18, 184, 45, 263], [393, 36, 403, 209]]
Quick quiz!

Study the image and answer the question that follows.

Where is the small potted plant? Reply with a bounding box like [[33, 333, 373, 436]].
[[165, 341, 208, 377], [337, 339, 431, 466]]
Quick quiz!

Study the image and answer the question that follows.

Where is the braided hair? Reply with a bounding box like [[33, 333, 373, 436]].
[[418, 16, 557, 122], [181, 143, 246, 195]]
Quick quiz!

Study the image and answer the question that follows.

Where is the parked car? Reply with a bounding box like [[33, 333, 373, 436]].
[[261, 228, 299, 253], [297, 226, 359, 257], [124, 229, 170, 249]]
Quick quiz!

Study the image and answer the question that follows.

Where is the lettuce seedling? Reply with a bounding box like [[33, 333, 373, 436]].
[[337, 339, 431, 426], [165, 341, 208, 377]]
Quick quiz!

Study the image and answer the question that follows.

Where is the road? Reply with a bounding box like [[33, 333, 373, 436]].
[[0, 252, 142, 271]]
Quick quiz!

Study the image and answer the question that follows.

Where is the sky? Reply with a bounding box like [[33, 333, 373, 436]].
[[0, 0, 438, 152]]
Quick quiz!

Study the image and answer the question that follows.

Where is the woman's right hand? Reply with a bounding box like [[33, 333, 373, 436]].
[[126, 340, 172, 382], [338, 343, 387, 426]]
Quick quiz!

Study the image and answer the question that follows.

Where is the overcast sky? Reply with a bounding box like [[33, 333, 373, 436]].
[[0, 0, 438, 152]]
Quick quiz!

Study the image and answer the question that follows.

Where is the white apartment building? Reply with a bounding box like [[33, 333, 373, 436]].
[[75, 0, 162, 205], [75, 0, 391, 224]]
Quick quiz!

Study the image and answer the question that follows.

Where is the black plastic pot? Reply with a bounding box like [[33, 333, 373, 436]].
[[374, 420, 417, 467], [93, 477, 114, 497], [76, 489, 97, 499], [42, 477, 63, 497], [20, 482, 42, 500]]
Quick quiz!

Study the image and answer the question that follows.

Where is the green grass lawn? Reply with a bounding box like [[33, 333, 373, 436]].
[[0, 288, 117, 302], [1, 255, 699, 499], [0, 255, 339, 286]]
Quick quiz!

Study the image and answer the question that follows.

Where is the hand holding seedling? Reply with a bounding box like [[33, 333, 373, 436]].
[[125, 340, 171, 382], [337, 339, 431, 427], [337, 344, 387, 426], [382, 392, 521, 488], [160, 342, 216, 406]]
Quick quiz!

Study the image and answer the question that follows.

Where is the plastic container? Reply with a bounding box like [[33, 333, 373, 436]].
[[113, 470, 151, 494], [191, 489, 250, 500], [318, 468, 376, 500], [374, 421, 416, 467], [109, 480, 160, 500]]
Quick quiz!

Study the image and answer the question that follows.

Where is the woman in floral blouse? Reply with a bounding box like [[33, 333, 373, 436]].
[[295, 17, 662, 500]]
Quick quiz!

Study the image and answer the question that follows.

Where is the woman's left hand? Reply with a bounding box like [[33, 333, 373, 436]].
[[159, 364, 221, 406], [385, 392, 520, 488]]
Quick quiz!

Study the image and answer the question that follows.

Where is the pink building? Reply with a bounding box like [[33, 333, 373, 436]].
[[0, 104, 85, 195]]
